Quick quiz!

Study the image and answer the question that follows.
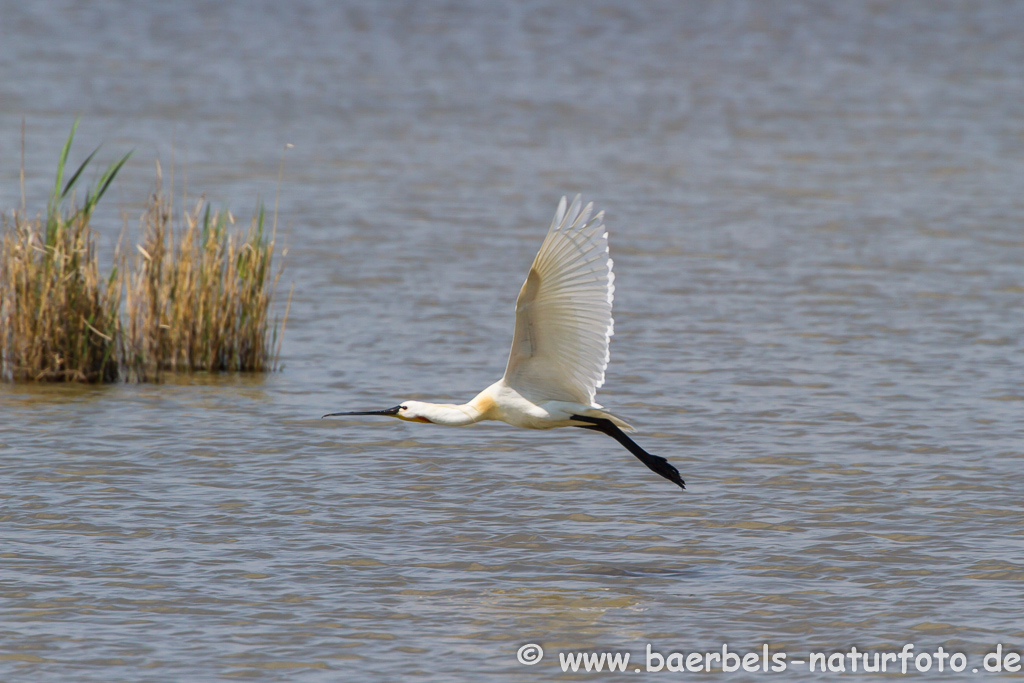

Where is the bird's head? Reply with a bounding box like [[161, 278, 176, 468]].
[[323, 401, 434, 423]]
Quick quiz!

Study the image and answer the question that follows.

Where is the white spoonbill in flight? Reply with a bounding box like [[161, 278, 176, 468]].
[[325, 195, 685, 490]]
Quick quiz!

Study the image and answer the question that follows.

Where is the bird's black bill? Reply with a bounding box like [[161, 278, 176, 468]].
[[322, 405, 402, 419], [572, 415, 686, 491]]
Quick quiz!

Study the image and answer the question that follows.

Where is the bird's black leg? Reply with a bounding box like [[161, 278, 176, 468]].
[[571, 415, 685, 490]]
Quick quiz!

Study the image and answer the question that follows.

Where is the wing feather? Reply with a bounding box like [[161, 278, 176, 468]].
[[502, 195, 615, 405]]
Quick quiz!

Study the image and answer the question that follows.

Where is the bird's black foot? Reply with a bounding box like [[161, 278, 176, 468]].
[[571, 415, 685, 490]]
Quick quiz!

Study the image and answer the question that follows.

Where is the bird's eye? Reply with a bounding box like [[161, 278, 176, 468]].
[[400, 405, 407, 410]]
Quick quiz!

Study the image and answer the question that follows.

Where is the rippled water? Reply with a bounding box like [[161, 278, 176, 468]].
[[2, 1, 1023, 680]]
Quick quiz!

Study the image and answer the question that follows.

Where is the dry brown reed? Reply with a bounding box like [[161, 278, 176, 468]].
[[123, 173, 288, 380], [0, 209, 123, 382], [0, 122, 288, 383], [0, 120, 128, 382]]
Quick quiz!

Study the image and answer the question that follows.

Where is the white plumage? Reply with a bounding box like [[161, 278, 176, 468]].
[[325, 195, 686, 490], [503, 195, 614, 407]]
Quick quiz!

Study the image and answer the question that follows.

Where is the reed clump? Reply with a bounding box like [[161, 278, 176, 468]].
[[123, 179, 287, 380], [0, 122, 288, 383], [0, 210, 123, 382], [0, 120, 128, 382]]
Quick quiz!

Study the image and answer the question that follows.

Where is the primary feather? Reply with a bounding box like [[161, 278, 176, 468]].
[[502, 195, 615, 406]]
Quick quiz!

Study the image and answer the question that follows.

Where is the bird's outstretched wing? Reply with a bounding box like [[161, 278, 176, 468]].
[[502, 195, 614, 406]]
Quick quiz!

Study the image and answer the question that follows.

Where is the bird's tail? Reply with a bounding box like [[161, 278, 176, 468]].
[[583, 408, 636, 433]]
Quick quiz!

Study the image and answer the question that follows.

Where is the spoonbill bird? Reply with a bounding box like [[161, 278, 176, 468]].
[[325, 196, 685, 490]]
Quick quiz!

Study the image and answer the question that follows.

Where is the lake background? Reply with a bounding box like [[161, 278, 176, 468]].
[[1, 1, 1023, 680]]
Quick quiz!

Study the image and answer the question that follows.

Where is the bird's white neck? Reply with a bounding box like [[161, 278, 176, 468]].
[[399, 401, 477, 426], [423, 403, 479, 426], [401, 391, 498, 427]]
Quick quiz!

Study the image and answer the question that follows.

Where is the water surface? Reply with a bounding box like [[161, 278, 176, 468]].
[[1, 1, 1023, 680]]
